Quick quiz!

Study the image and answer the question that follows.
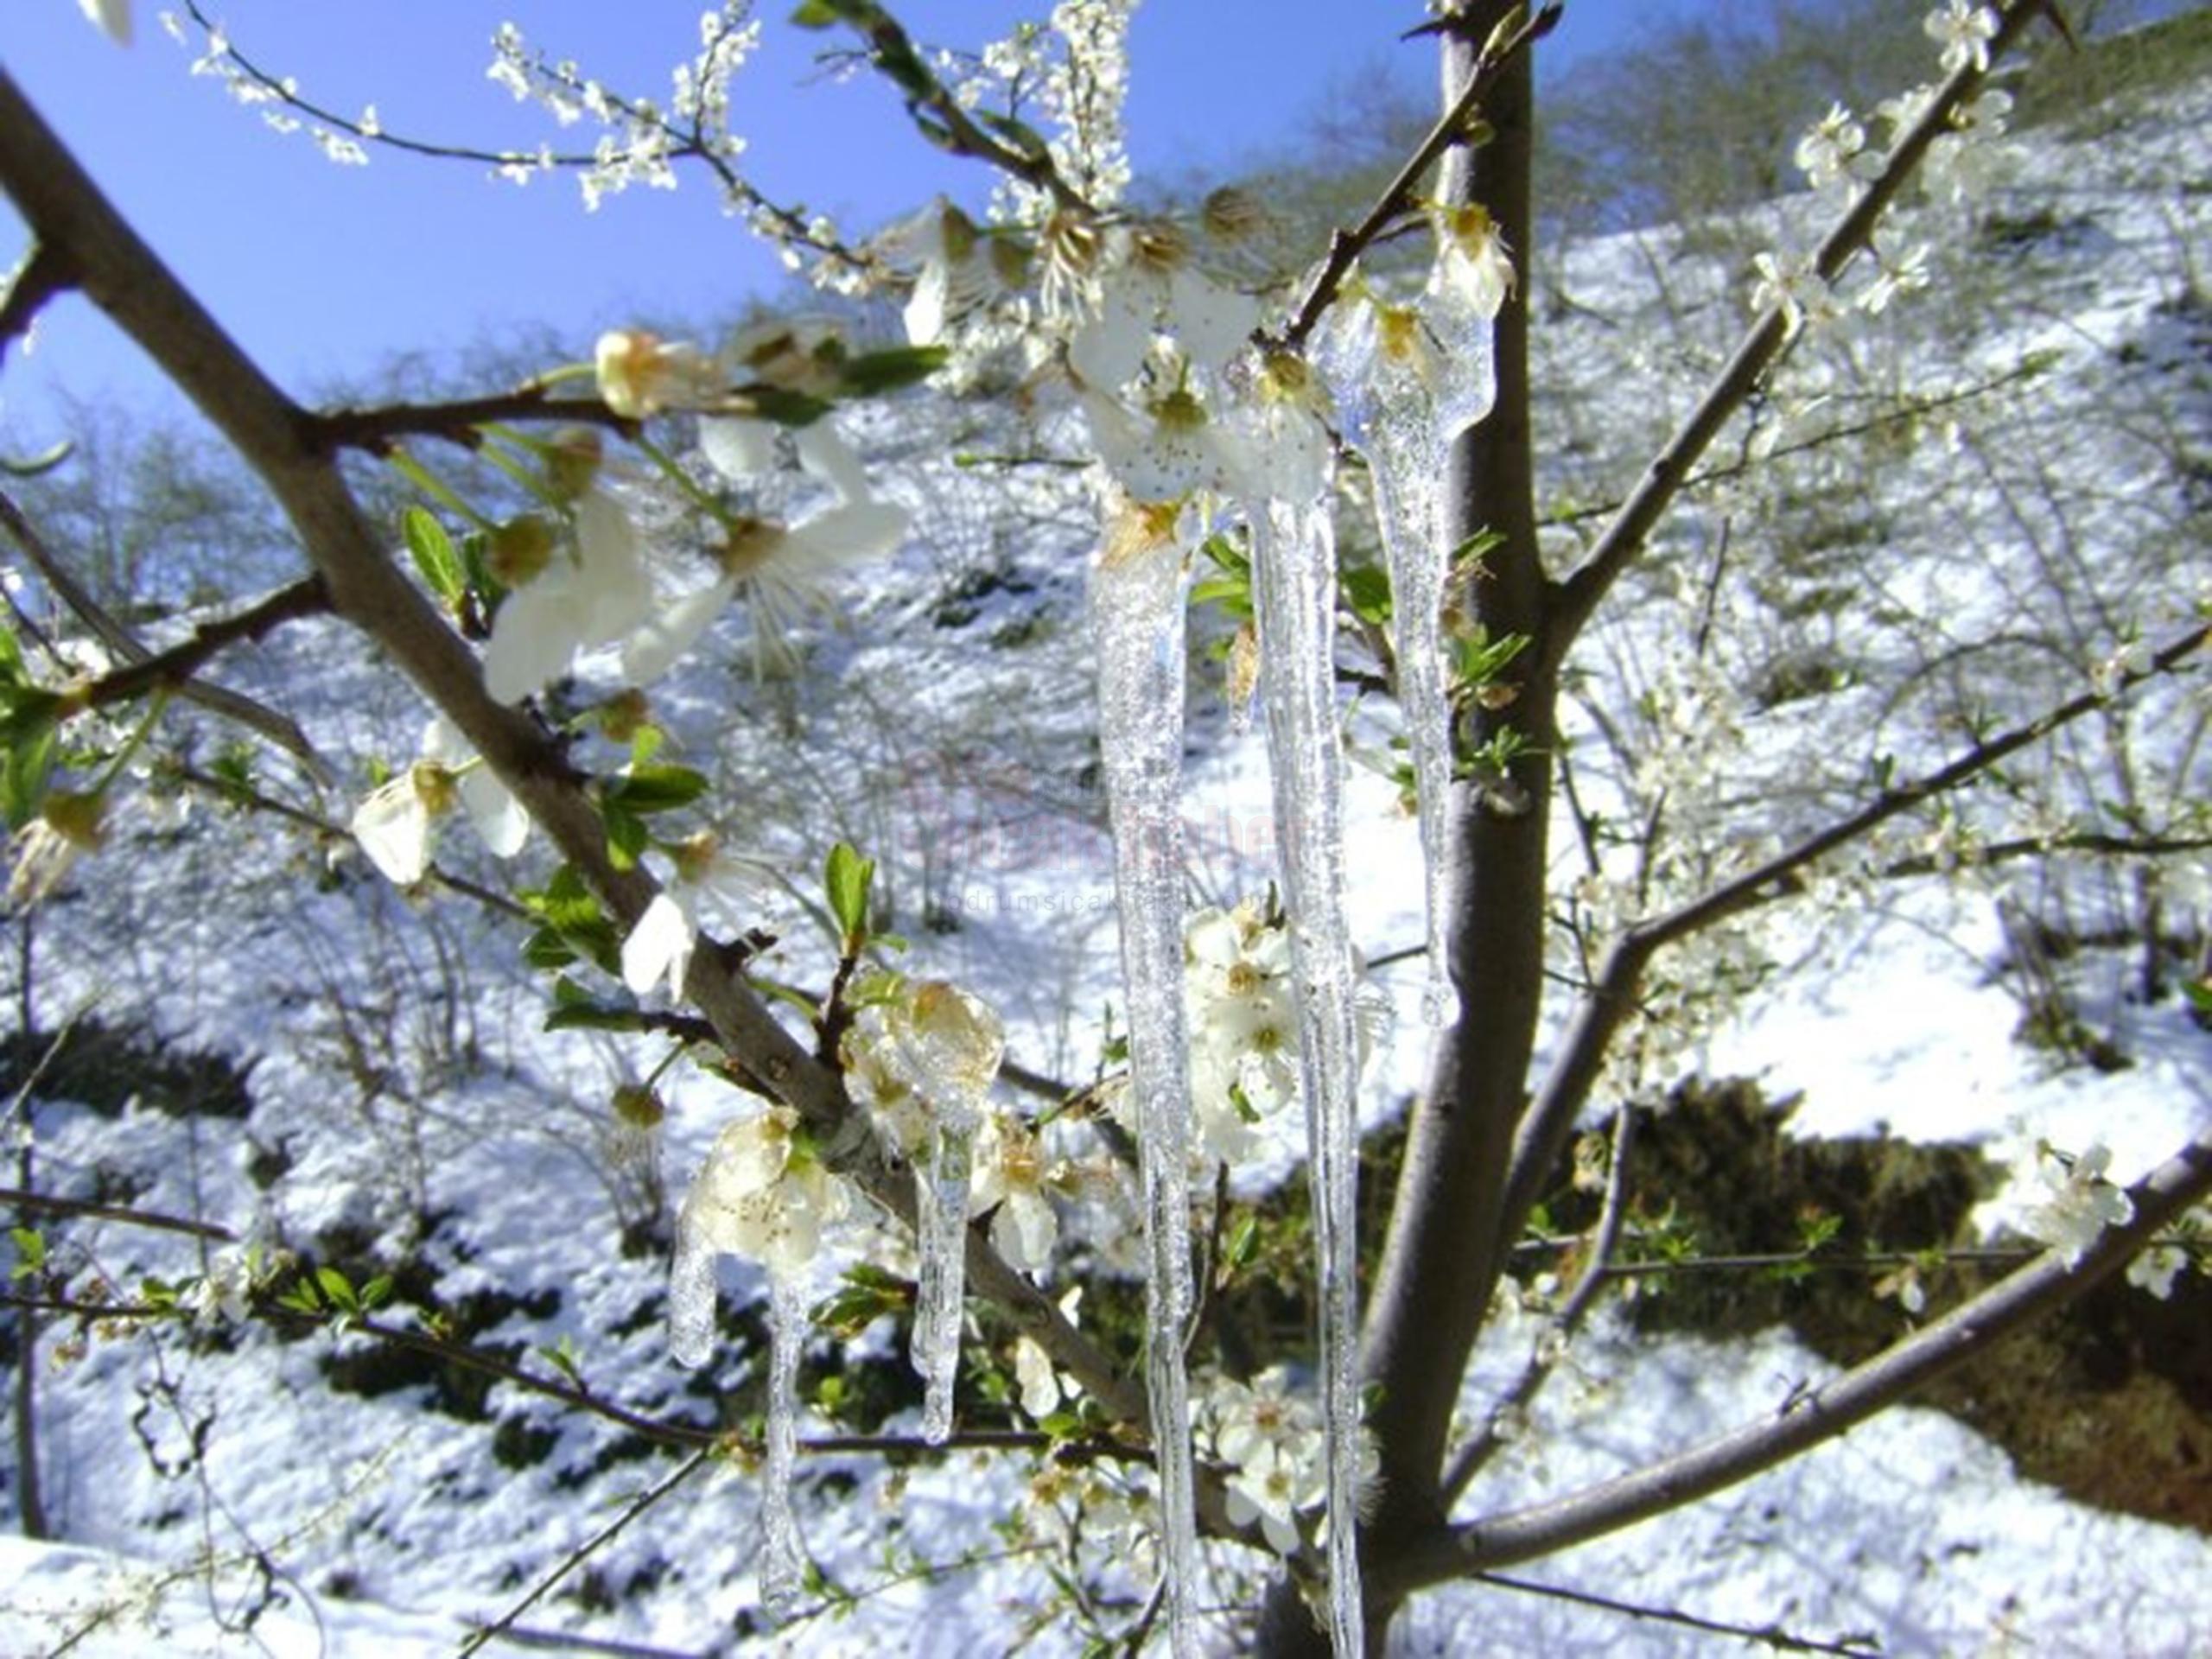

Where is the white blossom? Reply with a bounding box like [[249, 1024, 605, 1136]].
[[349, 718, 528, 887], [1427, 200, 1515, 320], [678, 1106, 848, 1281], [619, 831, 779, 997], [1924, 1, 1999, 75], [1794, 104, 1880, 194], [2126, 1243, 2188, 1300], [969, 1110, 1061, 1272], [2016, 1141, 2136, 1268]]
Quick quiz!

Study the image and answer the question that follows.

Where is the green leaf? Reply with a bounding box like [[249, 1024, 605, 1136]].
[[359, 1274, 394, 1312], [1340, 563, 1393, 626], [602, 801, 648, 871], [605, 764, 710, 815], [403, 507, 466, 607], [838, 345, 949, 397], [825, 841, 874, 942], [788, 0, 843, 23], [315, 1266, 359, 1314], [8, 1226, 46, 1280], [741, 385, 835, 428], [0, 720, 56, 831], [0, 439, 73, 480], [276, 1277, 323, 1315], [2186, 978, 2212, 1014], [1223, 1213, 1259, 1273]]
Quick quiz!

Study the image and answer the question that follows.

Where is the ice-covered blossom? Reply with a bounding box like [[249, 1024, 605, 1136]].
[[1067, 221, 1260, 392], [969, 1110, 1063, 1272], [619, 832, 780, 997], [838, 977, 1007, 1150], [876, 197, 1025, 347], [483, 488, 655, 702], [77, 0, 130, 46], [1185, 900, 1300, 1162], [2016, 1141, 2135, 1268], [350, 717, 529, 887], [1080, 382, 1240, 505], [619, 416, 907, 684], [1924, 1, 1999, 75], [671, 1108, 849, 1358], [1427, 200, 1515, 321]]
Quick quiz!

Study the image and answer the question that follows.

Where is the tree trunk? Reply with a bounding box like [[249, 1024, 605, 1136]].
[[1257, 7, 1551, 1650]]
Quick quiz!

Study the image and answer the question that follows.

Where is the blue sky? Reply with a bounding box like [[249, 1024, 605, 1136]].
[[0, 2, 1700, 439]]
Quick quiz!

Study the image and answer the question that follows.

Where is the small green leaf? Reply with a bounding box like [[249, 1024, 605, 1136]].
[[8, 1226, 46, 1280], [825, 842, 874, 942], [315, 1267, 359, 1314], [602, 801, 649, 871], [1340, 563, 1393, 626], [359, 1274, 394, 1312], [605, 765, 710, 816], [403, 507, 466, 606], [788, 0, 843, 24], [838, 344, 949, 397], [1223, 1213, 1259, 1273]]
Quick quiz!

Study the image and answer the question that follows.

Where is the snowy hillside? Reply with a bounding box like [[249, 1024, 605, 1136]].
[[3, 20, 2210, 1659]]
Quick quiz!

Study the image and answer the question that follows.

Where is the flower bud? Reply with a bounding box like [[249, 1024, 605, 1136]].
[[487, 514, 557, 588]]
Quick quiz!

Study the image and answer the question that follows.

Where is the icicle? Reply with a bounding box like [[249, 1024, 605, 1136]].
[[1089, 505, 1201, 1658], [1247, 489, 1367, 1658], [1322, 289, 1495, 1029], [913, 1109, 976, 1442], [759, 1271, 807, 1622], [667, 1220, 719, 1370], [883, 982, 1002, 1446]]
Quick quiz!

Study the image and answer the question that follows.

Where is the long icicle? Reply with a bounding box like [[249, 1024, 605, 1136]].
[[760, 1270, 807, 1621], [1249, 489, 1366, 1656], [1089, 512, 1200, 1657], [1329, 292, 1497, 1030]]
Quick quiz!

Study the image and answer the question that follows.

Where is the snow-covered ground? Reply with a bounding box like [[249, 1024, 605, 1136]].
[[3, 26, 2210, 1659]]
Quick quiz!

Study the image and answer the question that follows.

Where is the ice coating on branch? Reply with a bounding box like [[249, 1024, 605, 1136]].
[[1243, 478, 1367, 1657], [1320, 286, 1497, 1027], [1088, 504, 1202, 1657], [853, 981, 1004, 1444], [760, 1272, 807, 1622]]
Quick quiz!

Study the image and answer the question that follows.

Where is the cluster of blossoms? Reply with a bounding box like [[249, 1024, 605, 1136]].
[[1204, 1368, 1376, 1556], [2009, 1140, 2135, 1268], [1751, 4, 2016, 341]]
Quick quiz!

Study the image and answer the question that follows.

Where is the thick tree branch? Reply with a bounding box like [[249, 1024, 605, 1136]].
[[1549, 0, 2050, 647], [1379, 1127, 2212, 1599]]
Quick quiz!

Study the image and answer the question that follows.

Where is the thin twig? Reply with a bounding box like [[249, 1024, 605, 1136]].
[[73, 577, 329, 711], [456, 1446, 715, 1658], [0, 243, 76, 369], [0, 1185, 236, 1243], [1476, 1570, 1878, 1656]]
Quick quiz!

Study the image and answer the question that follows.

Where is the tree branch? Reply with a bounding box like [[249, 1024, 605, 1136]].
[[0, 66, 1201, 1531], [310, 385, 636, 455], [0, 242, 75, 370], [1499, 618, 2209, 1253], [0, 488, 334, 782], [72, 576, 329, 712], [1548, 0, 2050, 647], [1380, 1125, 2212, 1599], [1274, 2, 1561, 351]]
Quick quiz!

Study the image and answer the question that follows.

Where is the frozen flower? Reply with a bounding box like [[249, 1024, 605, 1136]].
[[2017, 1141, 2136, 1268], [594, 328, 722, 418], [1067, 220, 1261, 392], [1079, 382, 1241, 505], [969, 1110, 1061, 1272], [620, 830, 780, 997], [677, 1106, 849, 1287], [875, 197, 1022, 347], [6, 789, 105, 910], [78, 0, 130, 44], [619, 416, 906, 684], [1794, 103, 1879, 193], [483, 488, 655, 702], [1224, 351, 1334, 505], [1185, 901, 1300, 1161], [1925, 0, 1999, 75], [350, 717, 528, 887], [2126, 1243, 2188, 1300], [1427, 200, 1515, 320], [841, 977, 1006, 1147]]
